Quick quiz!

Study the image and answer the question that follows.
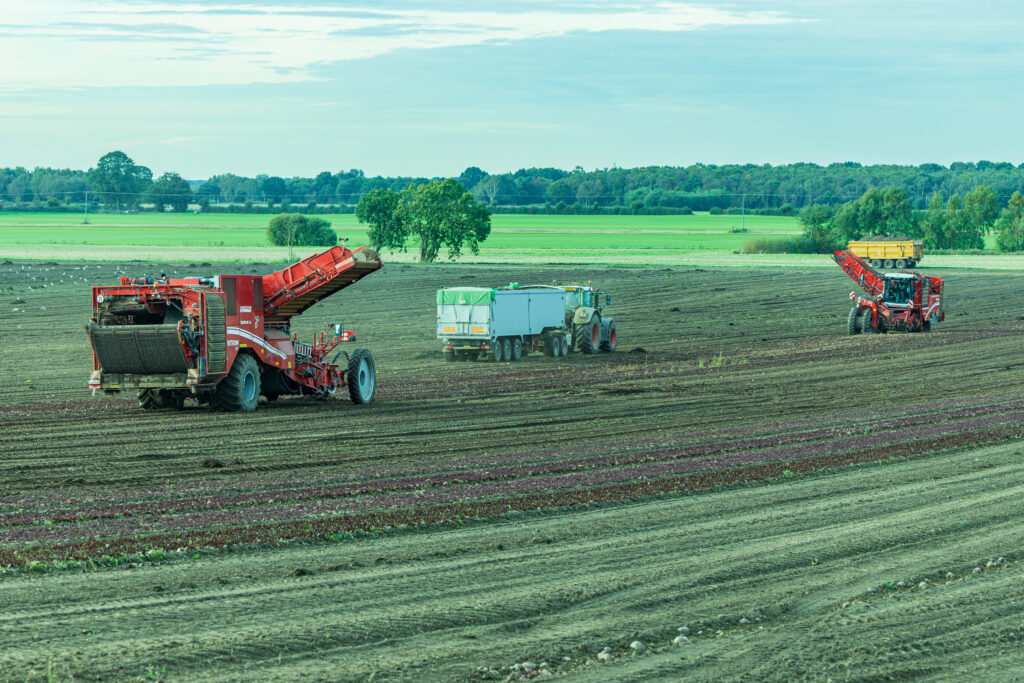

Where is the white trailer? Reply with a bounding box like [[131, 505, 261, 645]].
[[436, 286, 572, 362]]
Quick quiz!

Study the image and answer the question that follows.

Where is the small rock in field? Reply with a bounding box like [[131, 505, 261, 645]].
[[946, 572, 955, 580], [538, 662, 548, 669], [597, 652, 611, 662], [630, 641, 645, 653], [755, 617, 762, 622], [987, 560, 995, 568], [841, 602, 851, 608], [716, 630, 724, 637], [522, 662, 537, 671], [918, 581, 928, 589], [739, 618, 750, 624], [897, 581, 905, 588], [974, 567, 982, 573], [539, 670, 552, 678], [868, 587, 877, 593], [601, 647, 612, 654], [39, 306, 45, 310], [673, 635, 688, 644], [678, 626, 690, 635], [562, 656, 572, 662]]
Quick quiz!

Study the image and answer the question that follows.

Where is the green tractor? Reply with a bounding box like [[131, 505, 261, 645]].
[[561, 284, 616, 353]]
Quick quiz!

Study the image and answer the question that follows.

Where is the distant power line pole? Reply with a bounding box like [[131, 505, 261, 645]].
[[83, 190, 89, 225], [741, 193, 745, 232]]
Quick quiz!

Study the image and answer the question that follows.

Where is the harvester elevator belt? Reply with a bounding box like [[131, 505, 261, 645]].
[[89, 324, 189, 374]]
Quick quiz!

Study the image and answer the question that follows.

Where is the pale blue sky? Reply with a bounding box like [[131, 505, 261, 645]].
[[2, 1, 1023, 178]]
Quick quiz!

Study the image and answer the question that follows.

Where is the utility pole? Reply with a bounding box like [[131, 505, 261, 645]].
[[741, 193, 746, 232], [83, 190, 89, 225]]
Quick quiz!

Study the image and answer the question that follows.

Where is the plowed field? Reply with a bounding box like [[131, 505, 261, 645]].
[[2, 259, 1024, 681]]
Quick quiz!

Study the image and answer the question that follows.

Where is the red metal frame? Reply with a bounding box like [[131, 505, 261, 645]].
[[833, 249, 944, 332], [89, 246, 381, 395]]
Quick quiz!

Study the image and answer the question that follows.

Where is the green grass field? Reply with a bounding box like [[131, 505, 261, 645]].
[[0, 211, 1009, 267]]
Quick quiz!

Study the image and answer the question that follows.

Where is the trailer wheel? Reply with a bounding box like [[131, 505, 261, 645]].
[[870, 259, 882, 269], [883, 259, 894, 269], [502, 338, 513, 362], [907, 260, 916, 268], [443, 349, 455, 362], [492, 339, 504, 362], [511, 338, 522, 361], [210, 354, 260, 412], [544, 336, 556, 357], [600, 321, 617, 352], [580, 317, 600, 354], [847, 307, 862, 335], [347, 348, 376, 405], [896, 259, 907, 269], [555, 336, 566, 357]]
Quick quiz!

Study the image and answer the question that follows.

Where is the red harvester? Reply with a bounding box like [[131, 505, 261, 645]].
[[88, 245, 382, 411], [833, 249, 944, 334]]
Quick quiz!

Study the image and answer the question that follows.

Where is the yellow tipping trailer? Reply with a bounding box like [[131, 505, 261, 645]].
[[847, 239, 923, 269]]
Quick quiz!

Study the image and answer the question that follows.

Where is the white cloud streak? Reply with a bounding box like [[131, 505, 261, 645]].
[[1, 1, 799, 91]]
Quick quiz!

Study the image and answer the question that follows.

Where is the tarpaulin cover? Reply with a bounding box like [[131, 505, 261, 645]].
[[436, 288, 495, 306]]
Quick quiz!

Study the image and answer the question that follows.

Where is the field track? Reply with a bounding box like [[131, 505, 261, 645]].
[[2, 259, 1024, 680]]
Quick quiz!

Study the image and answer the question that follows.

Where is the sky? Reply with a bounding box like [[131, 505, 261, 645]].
[[2, 0, 1024, 178]]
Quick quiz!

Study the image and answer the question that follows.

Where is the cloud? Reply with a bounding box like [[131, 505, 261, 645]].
[[1, 1, 801, 91]]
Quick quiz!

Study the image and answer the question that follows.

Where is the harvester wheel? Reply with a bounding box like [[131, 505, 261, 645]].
[[511, 338, 522, 361], [347, 348, 376, 405], [210, 353, 260, 412], [502, 338, 513, 362], [862, 314, 878, 334], [492, 339, 504, 362], [580, 317, 600, 354], [443, 349, 455, 362], [847, 307, 862, 335], [601, 321, 617, 352], [896, 259, 907, 269], [922, 320, 931, 332], [883, 259, 894, 269], [138, 389, 184, 410]]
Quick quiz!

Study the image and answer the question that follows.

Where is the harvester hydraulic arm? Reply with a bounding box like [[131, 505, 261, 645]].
[[832, 249, 884, 298]]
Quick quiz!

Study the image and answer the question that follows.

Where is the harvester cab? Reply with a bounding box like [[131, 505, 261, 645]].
[[88, 245, 382, 411]]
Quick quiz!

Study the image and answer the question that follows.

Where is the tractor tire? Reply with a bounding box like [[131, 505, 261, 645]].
[[347, 348, 376, 405], [579, 317, 601, 354], [847, 307, 862, 335], [210, 354, 260, 412], [511, 338, 523, 362], [443, 349, 455, 362], [862, 314, 879, 334], [600, 320, 617, 352], [883, 259, 894, 269], [502, 338, 513, 362], [895, 259, 907, 269], [492, 339, 504, 362]]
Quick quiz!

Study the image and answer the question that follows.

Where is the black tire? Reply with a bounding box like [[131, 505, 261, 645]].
[[347, 348, 376, 405], [907, 260, 916, 268], [544, 336, 556, 357], [210, 354, 260, 412], [456, 351, 470, 361], [580, 316, 600, 354], [863, 312, 878, 334], [511, 338, 522, 361], [847, 307, 861, 335], [895, 259, 907, 269], [870, 259, 882, 269], [492, 339, 504, 362], [883, 259, 894, 269], [264, 393, 279, 402], [502, 338, 512, 362], [600, 320, 617, 352], [561, 336, 569, 357], [139, 388, 183, 410], [922, 320, 931, 332], [443, 349, 455, 362]]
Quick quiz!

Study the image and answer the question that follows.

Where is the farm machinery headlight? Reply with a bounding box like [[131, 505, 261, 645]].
[[96, 294, 105, 303]]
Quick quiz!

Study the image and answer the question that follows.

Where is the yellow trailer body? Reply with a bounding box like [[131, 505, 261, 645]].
[[847, 240, 923, 269]]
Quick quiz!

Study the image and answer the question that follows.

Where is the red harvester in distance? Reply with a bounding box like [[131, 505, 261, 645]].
[[88, 245, 382, 411], [833, 249, 944, 334]]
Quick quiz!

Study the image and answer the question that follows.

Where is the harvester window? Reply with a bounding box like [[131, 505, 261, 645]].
[[223, 277, 237, 315], [253, 279, 263, 309]]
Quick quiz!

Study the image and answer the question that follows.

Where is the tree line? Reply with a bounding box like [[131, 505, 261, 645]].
[[9, 153, 1024, 215], [771, 184, 1024, 253]]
